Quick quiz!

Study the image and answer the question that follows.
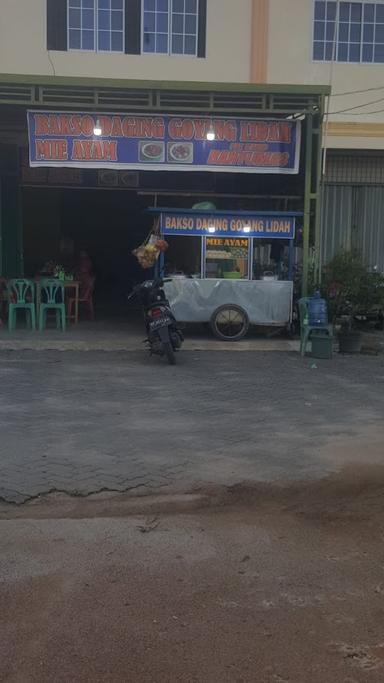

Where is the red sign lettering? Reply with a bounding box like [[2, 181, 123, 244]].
[[71, 139, 117, 161], [35, 139, 68, 160]]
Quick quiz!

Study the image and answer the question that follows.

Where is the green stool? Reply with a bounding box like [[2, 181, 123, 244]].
[[311, 328, 333, 359], [7, 279, 36, 331], [39, 279, 66, 332], [298, 297, 333, 356]]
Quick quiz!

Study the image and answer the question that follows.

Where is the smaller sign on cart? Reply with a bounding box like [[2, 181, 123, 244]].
[[160, 212, 296, 239]]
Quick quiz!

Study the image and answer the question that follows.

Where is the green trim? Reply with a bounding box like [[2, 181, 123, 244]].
[[302, 114, 313, 297], [314, 114, 324, 284], [0, 72, 331, 96]]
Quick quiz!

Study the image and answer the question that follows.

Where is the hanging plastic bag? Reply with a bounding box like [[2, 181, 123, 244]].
[[132, 219, 168, 269]]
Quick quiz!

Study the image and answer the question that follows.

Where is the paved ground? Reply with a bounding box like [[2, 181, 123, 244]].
[[0, 319, 299, 352], [1, 348, 384, 503], [2, 346, 384, 681]]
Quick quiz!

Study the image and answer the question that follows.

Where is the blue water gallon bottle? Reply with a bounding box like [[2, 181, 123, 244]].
[[308, 290, 328, 326]]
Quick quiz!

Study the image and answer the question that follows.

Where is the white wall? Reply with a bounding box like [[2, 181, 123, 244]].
[[267, 0, 384, 149], [0, 0, 252, 83]]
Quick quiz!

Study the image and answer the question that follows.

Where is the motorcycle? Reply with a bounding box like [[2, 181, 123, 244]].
[[128, 278, 184, 365]]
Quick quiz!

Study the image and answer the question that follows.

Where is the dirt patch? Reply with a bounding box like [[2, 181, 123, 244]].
[[3, 463, 384, 524], [318, 426, 384, 469], [2, 489, 384, 682]]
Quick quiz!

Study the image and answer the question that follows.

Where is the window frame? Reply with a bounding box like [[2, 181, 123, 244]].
[[312, 0, 384, 64], [67, 0, 125, 54], [141, 0, 199, 57]]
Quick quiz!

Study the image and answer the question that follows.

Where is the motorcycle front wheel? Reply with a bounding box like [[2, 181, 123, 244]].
[[163, 341, 176, 365]]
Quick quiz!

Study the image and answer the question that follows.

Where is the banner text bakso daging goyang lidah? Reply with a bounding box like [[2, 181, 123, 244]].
[[28, 112, 301, 174]]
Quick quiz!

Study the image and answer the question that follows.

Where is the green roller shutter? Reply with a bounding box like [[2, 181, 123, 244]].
[[0, 145, 23, 277], [47, 0, 68, 51], [197, 0, 207, 58], [125, 0, 141, 54]]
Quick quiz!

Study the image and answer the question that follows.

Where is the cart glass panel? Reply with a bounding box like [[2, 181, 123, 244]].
[[205, 238, 249, 279], [164, 235, 202, 277], [253, 240, 290, 280]]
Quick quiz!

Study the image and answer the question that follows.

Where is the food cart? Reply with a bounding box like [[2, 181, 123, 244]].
[[149, 208, 301, 341]]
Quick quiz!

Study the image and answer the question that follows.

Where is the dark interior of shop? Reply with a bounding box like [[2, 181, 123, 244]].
[[21, 161, 305, 316], [23, 187, 153, 314]]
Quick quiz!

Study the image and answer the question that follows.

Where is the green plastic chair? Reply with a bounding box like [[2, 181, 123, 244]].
[[7, 279, 36, 332], [39, 278, 66, 332], [298, 297, 332, 356]]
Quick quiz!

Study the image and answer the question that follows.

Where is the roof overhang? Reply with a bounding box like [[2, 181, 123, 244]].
[[0, 74, 330, 116]]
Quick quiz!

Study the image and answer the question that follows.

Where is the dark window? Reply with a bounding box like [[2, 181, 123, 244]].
[[313, 0, 384, 63], [141, 0, 205, 57], [67, 0, 124, 52], [47, 0, 206, 57]]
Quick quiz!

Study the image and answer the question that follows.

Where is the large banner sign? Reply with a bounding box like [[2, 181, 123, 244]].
[[27, 111, 301, 174], [159, 212, 296, 239]]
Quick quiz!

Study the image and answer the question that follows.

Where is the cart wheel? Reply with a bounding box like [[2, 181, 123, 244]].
[[210, 305, 249, 341]]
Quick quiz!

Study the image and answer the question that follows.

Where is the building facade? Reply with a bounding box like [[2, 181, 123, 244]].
[[2, 0, 384, 143], [0, 0, 383, 277], [265, 0, 384, 270]]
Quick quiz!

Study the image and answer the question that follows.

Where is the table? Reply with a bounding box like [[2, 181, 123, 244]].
[[35, 279, 80, 325]]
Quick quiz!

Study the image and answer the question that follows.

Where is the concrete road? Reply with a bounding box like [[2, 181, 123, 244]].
[[1, 349, 384, 502]]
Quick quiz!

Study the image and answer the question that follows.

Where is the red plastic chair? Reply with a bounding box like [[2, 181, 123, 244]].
[[67, 277, 95, 322], [0, 277, 7, 324]]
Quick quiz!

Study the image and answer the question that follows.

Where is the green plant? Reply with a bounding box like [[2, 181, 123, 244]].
[[322, 250, 384, 329]]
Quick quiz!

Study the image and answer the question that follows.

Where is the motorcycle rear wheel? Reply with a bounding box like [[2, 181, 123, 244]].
[[163, 341, 176, 365]]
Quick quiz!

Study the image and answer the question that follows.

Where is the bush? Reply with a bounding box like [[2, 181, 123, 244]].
[[322, 250, 384, 325]]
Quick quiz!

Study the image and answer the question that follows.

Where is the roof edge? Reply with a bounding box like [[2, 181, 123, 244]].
[[0, 73, 331, 96]]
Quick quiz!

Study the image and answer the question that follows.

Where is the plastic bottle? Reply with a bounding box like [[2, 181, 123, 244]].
[[308, 290, 328, 326]]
